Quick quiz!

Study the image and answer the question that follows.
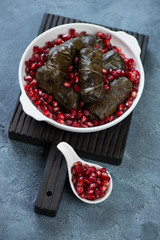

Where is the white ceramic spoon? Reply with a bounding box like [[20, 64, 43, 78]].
[[57, 142, 113, 204]]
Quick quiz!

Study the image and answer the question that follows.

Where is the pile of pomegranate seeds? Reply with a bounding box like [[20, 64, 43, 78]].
[[23, 29, 140, 128], [71, 161, 110, 201]]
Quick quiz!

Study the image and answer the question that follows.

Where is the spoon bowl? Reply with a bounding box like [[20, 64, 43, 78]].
[[57, 142, 113, 204]]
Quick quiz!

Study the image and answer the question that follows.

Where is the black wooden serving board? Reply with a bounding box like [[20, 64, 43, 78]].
[[8, 13, 148, 217]]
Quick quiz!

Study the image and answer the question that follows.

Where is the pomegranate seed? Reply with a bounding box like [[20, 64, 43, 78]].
[[96, 170, 101, 177], [125, 100, 133, 108], [119, 103, 125, 111], [55, 38, 63, 45], [33, 46, 39, 53], [72, 176, 77, 185], [97, 32, 105, 39], [87, 189, 94, 195], [75, 186, 84, 195], [62, 33, 71, 41], [27, 91, 34, 97], [99, 186, 107, 192], [105, 85, 110, 90], [131, 91, 137, 98], [87, 194, 95, 200], [73, 84, 80, 93], [96, 178, 101, 186], [69, 28, 76, 36], [63, 81, 72, 88], [102, 68, 108, 74], [89, 183, 97, 189], [68, 65, 73, 72], [115, 110, 123, 117], [104, 117, 109, 123], [58, 112, 65, 120], [70, 108, 77, 117], [73, 161, 82, 167], [78, 100, 85, 108], [24, 84, 31, 92], [101, 172, 108, 180], [74, 76, 79, 83], [80, 31, 86, 35], [77, 176, 84, 186], [57, 119, 65, 124], [52, 101, 58, 107], [83, 109, 90, 116], [65, 120, 73, 126], [81, 115, 87, 123], [30, 79, 37, 87], [87, 122, 94, 127], [76, 112, 83, 119], [24, 75, 32, 81], [72, 121, 80, 127], [43, 110, 50, 116]]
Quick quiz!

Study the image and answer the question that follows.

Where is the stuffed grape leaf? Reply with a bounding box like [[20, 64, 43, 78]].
[[103, 50, 126, 70], [87, 77, 133, 119], [36, 34, 96, 110], [79, 47, 105, 103]]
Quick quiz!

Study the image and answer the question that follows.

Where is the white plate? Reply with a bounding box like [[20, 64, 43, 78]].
[[19, 23, 144, 133]]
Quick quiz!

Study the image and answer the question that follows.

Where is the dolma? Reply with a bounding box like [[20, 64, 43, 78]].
[[36, 34, 96, 110], [79, 47, 105, 103], [103, 50, 126, 70], [87, 77, 133, 120]]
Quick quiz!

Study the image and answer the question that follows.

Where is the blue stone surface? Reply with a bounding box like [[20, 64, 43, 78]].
[[0, 0, 160, 239]]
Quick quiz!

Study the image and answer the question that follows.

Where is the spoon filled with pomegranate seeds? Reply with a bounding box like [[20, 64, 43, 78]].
[[57, 142, 113, 204]]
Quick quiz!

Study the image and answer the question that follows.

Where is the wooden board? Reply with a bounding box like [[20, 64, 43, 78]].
[[8, 13, 149, 217]]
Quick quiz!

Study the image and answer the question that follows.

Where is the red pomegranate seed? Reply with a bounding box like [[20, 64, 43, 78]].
[[68, 65, 73, 72], [69, 28, 76, 36], [74, 76, 79, 83], [77, 176, 84, 186], [89, 183, 97, 189], [52, 101, 58, 107], [73, 84, 80, 93], [87, 189, 94, 195], [65, 119, 73, 126], [24, 84, 31, 92], [57, 119, 65, 124], [115, 110, 123, 117], [33, 46, 39, 53], [96, 178, 101, 186], [58, 112, 65, 120], [125, 100, 133, 108], [27, 91, 34, 97], [62, 33, 71, 41], [119, 103, 125, 111], [105, 85, 110, 90], [43, 110, 50, 116], [70, 108, 77, 117], [24, 75, 32, 81], [63, 81, 72, 88], [81, 115, 87, 123], [72, 176, 77, 185], [87, 194, 95, 200], [55, 38, 63, 45], [97, 32, 105, 39], [83, 109, 90, 116], [75, 186, 84, 195], [102, 68, 108, 74], [53, 106, 60, 112], [30, 79, 37, 87]]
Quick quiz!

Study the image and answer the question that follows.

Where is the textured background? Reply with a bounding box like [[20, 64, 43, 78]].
[[0, 0, 160, 239]]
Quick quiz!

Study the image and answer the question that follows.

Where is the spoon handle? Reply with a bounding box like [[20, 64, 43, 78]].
[[57, 142, 81, 169]]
